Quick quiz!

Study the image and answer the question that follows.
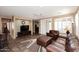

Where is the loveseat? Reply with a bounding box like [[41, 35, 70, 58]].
[[46, 30, 59, 41]]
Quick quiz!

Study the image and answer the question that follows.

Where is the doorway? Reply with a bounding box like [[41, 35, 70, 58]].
[[33, 20, 40, 35], [0, 18, 11, 49], [1, 18, 11, 33]]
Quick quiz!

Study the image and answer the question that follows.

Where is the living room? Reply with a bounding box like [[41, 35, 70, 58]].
[[0, 6, 79, 52]]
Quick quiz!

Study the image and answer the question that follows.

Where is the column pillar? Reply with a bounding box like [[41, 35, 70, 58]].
[[52, 18, 54, 30], [72, 16, 76, 35], [0, 17, 2, 34], [12, 16, 16, 39], [30, 20, 33, 35]]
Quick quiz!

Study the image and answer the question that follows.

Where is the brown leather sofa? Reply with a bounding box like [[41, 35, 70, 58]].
[[46, 44, 65, 52], [46, 34, 77, 52], [37, 35, 52, 47], [46, 37, 66, 52], [46, 30, 59, 41]]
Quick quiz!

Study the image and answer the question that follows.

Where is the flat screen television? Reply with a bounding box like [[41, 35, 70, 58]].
[[20, 25, 29, 32]]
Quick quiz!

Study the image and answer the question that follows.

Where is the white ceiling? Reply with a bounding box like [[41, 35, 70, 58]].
[[0, 6, 78, 19]]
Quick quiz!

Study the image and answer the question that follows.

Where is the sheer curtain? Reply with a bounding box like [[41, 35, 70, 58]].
[[39, 18, 52, 35], [54, 17, 72, 34]]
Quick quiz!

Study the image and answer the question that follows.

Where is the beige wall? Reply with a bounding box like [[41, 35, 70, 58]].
[[15, 20, 32, 37], [9, 16, 33, 39]]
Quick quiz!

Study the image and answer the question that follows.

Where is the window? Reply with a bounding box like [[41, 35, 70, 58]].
[[54, 17, 72, 33]]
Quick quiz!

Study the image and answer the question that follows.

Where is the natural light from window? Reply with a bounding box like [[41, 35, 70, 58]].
[[54, 17, 72, 34]]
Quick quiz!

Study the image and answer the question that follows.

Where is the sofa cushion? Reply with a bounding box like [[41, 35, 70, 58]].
[[46, 44, 65, 52], [37, 35, 52, 47]]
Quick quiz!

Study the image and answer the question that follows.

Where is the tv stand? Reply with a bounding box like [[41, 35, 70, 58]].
[[17, 31, 31, 37]]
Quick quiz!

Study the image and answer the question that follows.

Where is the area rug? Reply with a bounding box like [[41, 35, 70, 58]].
[[13, 39, 37, 51]]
